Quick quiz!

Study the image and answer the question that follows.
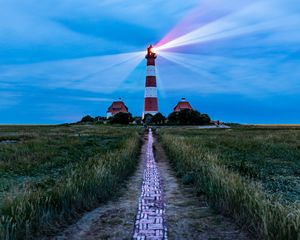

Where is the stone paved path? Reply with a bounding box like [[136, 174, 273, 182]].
[[133, 129, 168, 240]]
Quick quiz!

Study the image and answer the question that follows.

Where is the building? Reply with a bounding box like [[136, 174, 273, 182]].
[[174, 98, 193, 112], [106, 98, 128, 118], [143, 45, 158, 118]]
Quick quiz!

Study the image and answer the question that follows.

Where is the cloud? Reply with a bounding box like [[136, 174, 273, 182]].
[[0, 0, 202, 66], [0, 91, 21, 109], [0, 0, 199, 48], [76, 97, 113, 102], [157, 52, 300, 95]]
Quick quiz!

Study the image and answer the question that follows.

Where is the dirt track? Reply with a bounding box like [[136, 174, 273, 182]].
[[53, 132, 250, 240]]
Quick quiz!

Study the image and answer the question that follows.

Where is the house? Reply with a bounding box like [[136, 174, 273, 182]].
[[173, 98, 193, 112], [106, 98, 128, 118]]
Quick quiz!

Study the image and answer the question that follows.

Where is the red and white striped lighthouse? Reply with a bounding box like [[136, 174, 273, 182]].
[[143, 45, 158, 118]]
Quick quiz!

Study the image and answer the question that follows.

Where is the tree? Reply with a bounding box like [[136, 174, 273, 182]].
[[133, 116, 142, 125], [167, 112, 179, 124], [167, 109, 211, 125], [94, 116, 106, 124], [143, 113, 153, 124], [110, 112, 133, 124], [179, 109, 195, 125], [80, 115, 94, 123], [151, 112, 166, 125], [199, 113, 211, 125]]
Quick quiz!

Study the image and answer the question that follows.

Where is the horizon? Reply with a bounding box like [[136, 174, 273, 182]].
[[1, 0, 300, 124]]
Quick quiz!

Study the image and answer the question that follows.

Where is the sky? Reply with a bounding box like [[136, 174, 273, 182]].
[[0, 0, 300, 124]]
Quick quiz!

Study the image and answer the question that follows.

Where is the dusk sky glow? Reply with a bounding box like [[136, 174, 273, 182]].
[[0, 0, 300, 124]]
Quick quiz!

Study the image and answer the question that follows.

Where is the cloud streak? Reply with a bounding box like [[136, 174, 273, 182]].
[[0, 51, 144, 93], [157, 51, 300, 95], [0, 91, 21, 109]]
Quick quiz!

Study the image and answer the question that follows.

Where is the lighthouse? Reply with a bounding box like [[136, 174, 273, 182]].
[[143, 45, 158, 118]]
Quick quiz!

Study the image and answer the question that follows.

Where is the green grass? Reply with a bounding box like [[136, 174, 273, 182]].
[[0, 125, 142, 239], [158, 126, 300, 239]]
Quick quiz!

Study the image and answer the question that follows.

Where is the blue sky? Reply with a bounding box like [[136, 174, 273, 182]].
[[0, 0, 300, 124]]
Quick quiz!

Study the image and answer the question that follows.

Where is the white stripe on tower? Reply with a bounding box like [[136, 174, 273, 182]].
[[144, 87, 157, 98], [146, 65, 156, 76], [145, 65, 157, 97]]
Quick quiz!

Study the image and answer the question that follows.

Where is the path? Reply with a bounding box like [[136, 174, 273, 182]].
[[53, 129, 249, 240], [133, 128, 167, 239]]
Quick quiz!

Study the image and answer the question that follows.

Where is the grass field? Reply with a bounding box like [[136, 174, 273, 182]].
[[2, 124, 300, 239], [0, 125, 142, 239], [159, 126, 300, 239]]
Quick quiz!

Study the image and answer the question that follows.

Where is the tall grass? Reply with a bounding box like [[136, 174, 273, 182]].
[[0, 130, 141, 239], [160, 133, 300, 239]]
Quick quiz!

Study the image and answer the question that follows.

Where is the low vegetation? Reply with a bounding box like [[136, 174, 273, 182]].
[[80, 109, 211, 126], [110, 112, 134, 124], [159, 126, 300, 239], [167, 109, 211, 125], [0, 125, 142, 239]]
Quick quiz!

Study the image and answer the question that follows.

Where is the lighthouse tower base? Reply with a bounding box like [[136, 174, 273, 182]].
[[142, 111, 158, 119]]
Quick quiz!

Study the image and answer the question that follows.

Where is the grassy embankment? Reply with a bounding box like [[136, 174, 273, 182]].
[[159, 126, 300, 239], [0, 125, 142, 239]]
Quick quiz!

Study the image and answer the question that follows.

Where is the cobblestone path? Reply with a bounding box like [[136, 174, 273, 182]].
[[133, 129, 168, 240]]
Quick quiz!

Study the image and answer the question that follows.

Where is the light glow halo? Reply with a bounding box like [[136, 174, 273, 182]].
[[150, 47, 157, 54]]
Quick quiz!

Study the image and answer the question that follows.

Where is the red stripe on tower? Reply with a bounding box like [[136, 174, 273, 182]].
[[143, 45, 158, 117]]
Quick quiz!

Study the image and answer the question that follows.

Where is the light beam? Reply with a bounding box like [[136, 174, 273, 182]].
[[0, 51, 144, 93], [157, 1, 300, 51]]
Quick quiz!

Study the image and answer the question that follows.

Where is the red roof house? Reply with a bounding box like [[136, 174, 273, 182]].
[[107, 98, 128, 118], [173, 98, 193, 112]]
